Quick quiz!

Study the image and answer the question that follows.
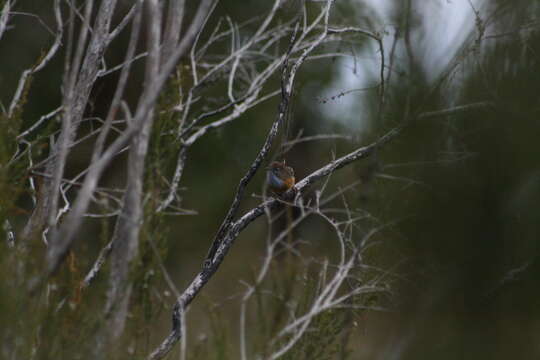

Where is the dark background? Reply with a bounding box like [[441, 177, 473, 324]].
[[1, 0, 539, 359]]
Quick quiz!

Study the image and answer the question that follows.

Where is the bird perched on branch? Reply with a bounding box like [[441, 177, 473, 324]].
[[266, 160, 297, 261], [266, 160, 296, 197]]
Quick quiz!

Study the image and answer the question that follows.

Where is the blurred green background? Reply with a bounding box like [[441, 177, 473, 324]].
[[1, 0, 540, 359]]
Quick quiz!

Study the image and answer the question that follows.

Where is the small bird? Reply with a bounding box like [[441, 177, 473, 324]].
[[266, 160, 295, 196]]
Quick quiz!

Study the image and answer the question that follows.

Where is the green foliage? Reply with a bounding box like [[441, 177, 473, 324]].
[[278, 267, 351, 360], [208, 307, 232, 360], [3, 2, 540, 360], [126, 203, 171, 358], [281, 309, 348, 360], [147, 68, 186, 191], [195, 260, 371, 360], [188, 302, 231, 360], [0, 78, 31, 223], [0, 49, 59, 230]]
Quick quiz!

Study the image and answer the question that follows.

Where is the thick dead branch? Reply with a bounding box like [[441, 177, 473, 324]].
[[30, 0, 216, 288], [101, 0, 161, 345], [0, 0, 12, 42]]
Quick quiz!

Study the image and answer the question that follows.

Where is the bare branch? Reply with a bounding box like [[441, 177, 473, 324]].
[[107, 2, 139, 43], [16, 106, 62, 141], [102, 0, 162, 342], [417, 101, 494, 119], [203, 20, 302, 268], [7, 0, 63, 118], [45, 0, 118, 235], [0, 0, 12, 42], [30, 0, 216, 292], [162, 0, 186, 64]]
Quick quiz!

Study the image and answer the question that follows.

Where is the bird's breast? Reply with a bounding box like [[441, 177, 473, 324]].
[[267, 171, 286, 189]]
